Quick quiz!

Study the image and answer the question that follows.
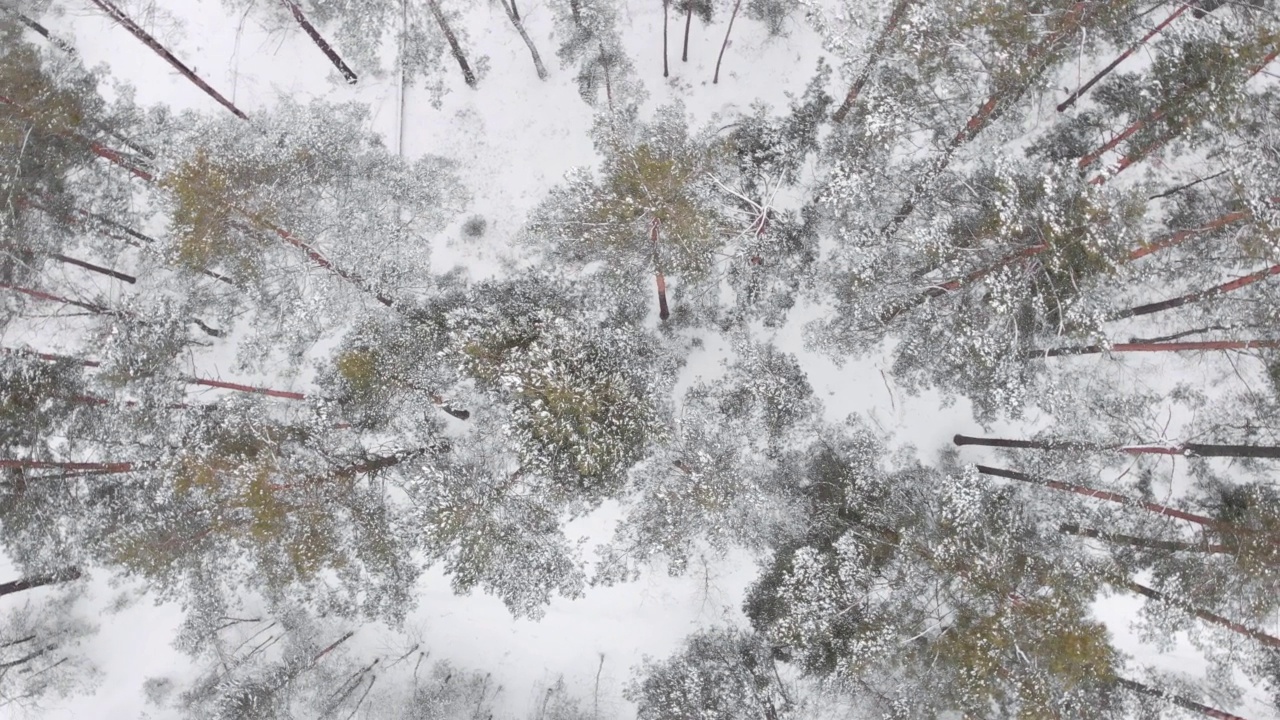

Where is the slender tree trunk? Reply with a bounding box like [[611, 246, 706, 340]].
[[1115, 678, 1248, 720], [184, 376, 307, 400], [831, 0, 915, 123], [0, 283, 112, 314], [682, 5, 693, 62], [48, 253, 136, 284], [1060, 524, 1232, 553], [712, 0, 742, 84], [958, 434, 1280, 459], [0, 459, 134, 473], [570, 0, 581, 25], [652, 218, 670, 321], [1128, 207, 1253, 261], [1057, 2, 1196, 112], [1, 5, 77, 54], [1, 347, 101, 367], [500, 0, 548, 80], [0, 94, 154, 180], [663, 0, 670, 77], [973, 465, 1222, 528], [281, 0, 358, 84], [426, 0, 477, 88], [1121, 578, 1280, 649], [84, 0, 248, 120], [600, 46, 614, 111], [0, 567, 81, 598], [1110, 264, 1280, 320], [1034, 339, 1280, 357]]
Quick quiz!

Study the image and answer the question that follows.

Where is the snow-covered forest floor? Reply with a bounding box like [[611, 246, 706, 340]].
[[3, 0, 1280, 717]]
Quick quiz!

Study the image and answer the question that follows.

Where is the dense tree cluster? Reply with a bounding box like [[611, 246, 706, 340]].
[[4, 0, 1280, 717]]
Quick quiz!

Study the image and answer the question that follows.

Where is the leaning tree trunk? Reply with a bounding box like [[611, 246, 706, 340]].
[[426, 0, 477, 88], [1033, 338, 1280, 358], [972, 465, 1222, 528], [1057, 2, 1195, 111], [1120, 578, 1280, 649], [0, 459, 134, 473], [47, 253, 136, 284], [1115, 678, 1247, 720], [85, 0, 248, 119], [500, 0, 548, 80], [281, 0, 358, 84], [0, 567, 82, 598], [1109, 264, 1280, 320], [956, 434, 1280, 459], [831, 0, 915, 123], [1, 5, 77, 54], [1060, 524, 1232, 553], [681, 4, 693, 62], [712, 0, 742, 84]]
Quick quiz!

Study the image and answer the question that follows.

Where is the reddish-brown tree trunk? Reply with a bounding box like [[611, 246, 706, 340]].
[[712, 0, 742, 84], [85, 0, 248, 120], [281, 0, 358, 84], [0, 567, 82, 597], [0, 283, 112, 314], [831, 0, 915, 123], [1115, 678, 1248, 720], [973, 465, 1221, 528], [185, 376, 307, 400], [1121, 579, 1280, 649], [0, 93, 154, 180], [426, 0, 477, 88], [1034, 338, 1280, 357], [1110, 264, 1280, 320], [651, 219, 670, 321], [1057, 2, 1196, 112]]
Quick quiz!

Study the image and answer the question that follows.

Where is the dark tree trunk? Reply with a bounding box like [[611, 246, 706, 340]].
[[663, 0, 670, 77], [832, 0, 914, 123], [281, 0, 358, 84], [712, 0, 742, 84], [1033, 339, 1280, 358], [973, 465, 1221, 528], [2, 6, 77, 54], [1110, 264, 1280, 320], [426, 0, 477, 88], [1057, 2, 1195, 111], [682, 5, 693, 62], [1115, 678, 1247, 720], [1121, 579, 1280, 649], [500, 0, 548, 80], [957, 434, 1280, 459], [85, 0, 248, 120], [652, 219, 670, 321], [1060, 524, 1231, 553], [49, 253, 137, 284], [0, 567, 81, 598]]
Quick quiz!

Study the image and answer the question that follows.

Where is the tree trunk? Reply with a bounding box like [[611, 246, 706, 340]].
[[712, 0, 742, 84], [682, 5, 693, 62], [500, 0, 548, 80], [1, 5, 77, 55], [1121, 578, 1280, 649], [663, 0, 670, 77], [1115, 678, 1247, 720], [48, 253, 137, 284], [0, 459, 134, 473], [0, 567, 81, 598], [1034, 339, 1280, 357], [184, 376, 307, 400], [831, 0, 915, 123], [84, 0, 248, 120], [1110, 264, 1280, 320], [1060, 524, 1231, 553], [281, 0, 358, 84], [426, 0, 477, 88], [0, 94, 155, 180], [973, 465, 1221, 528], [0, 283, 112, 314], [958, 434, 1280, 459], [1128, 207, 1253, 261], [652, 219, 670, 321], [1057, 2, 1195, 111], [570, 0, 581, 25]]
